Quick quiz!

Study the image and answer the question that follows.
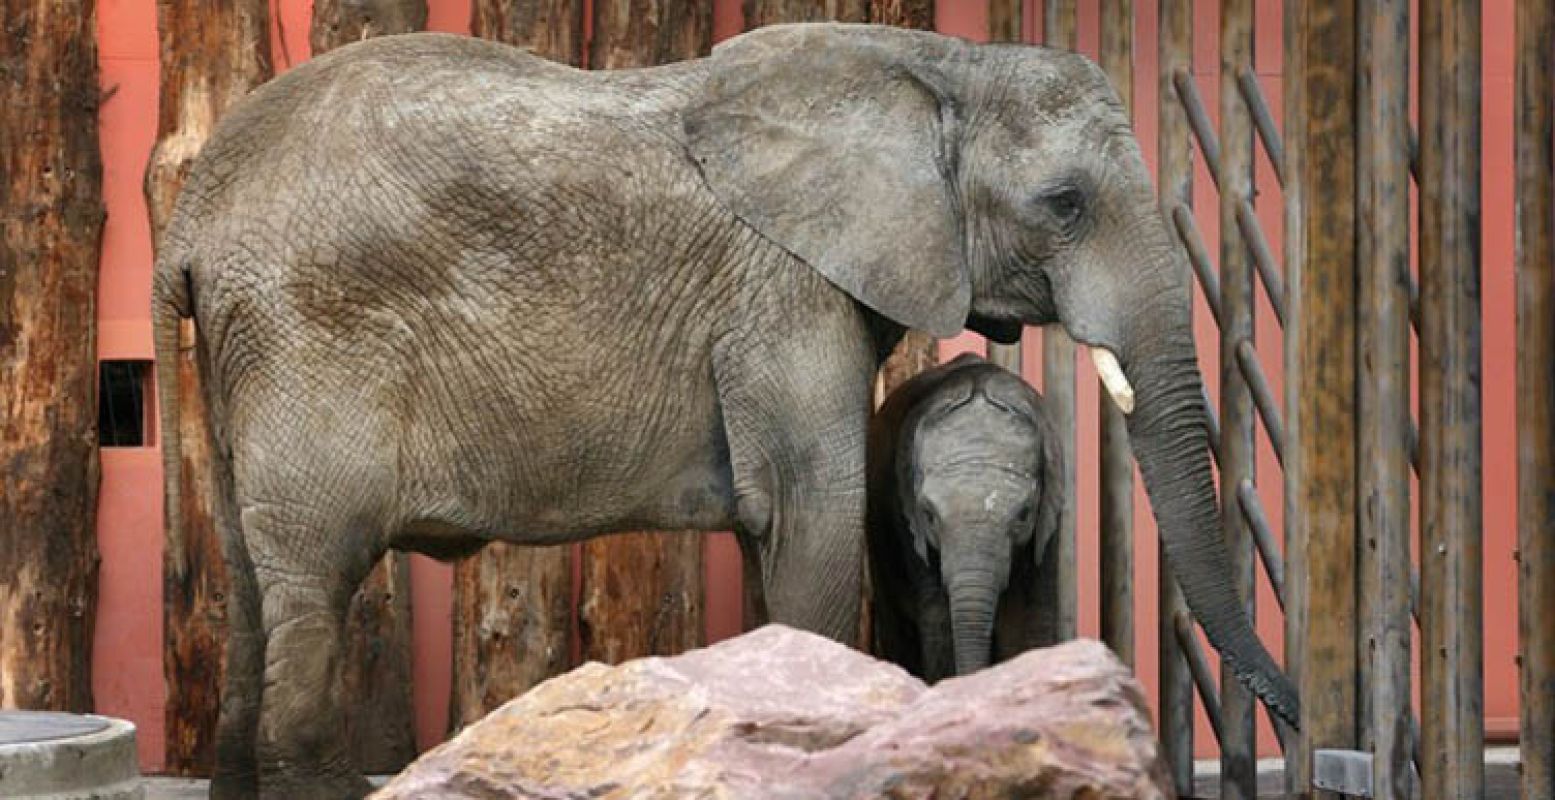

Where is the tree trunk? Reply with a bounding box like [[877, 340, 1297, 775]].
[[146, 0, 270, 775], [450, 0, 584, 729], [743, 0, 868, 28], [311, 0, 427, 55], [0, 0, 104, 715], [576, 0, 713, 667], [310, 0, 424, 771]]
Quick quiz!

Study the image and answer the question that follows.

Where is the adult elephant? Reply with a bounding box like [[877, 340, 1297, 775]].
[[152, 23, 1297, 798]]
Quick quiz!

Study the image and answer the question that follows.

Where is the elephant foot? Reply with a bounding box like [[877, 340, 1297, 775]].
[[258, 770, 373, 800], [209, 769, 258, 800]]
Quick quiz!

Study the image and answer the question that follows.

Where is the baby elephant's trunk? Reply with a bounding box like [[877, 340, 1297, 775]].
[[947, 567, 1000, 676]]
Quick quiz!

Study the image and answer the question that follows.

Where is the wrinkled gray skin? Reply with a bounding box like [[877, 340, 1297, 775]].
[[868, 354, 1064, 682], [151, 23, 1298, 799]]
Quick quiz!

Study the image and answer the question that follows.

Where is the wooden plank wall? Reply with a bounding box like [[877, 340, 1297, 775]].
[[0, 0, 105, 716]]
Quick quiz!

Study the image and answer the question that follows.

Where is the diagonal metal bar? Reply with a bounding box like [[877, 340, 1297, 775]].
[[1235, 339, 1286, 466], [1174, 611, 1227, 745], [1235, 198, 1288, 326], [1171, 205, 1224, 325], [1203, 386, 1223, 466], [1237, 66, 1286, 186], [1173, 68, 1222, 190], [1235, 479, 1286, 608]]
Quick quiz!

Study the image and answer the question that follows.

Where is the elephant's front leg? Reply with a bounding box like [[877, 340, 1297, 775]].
[[714, 317, 875, 644]]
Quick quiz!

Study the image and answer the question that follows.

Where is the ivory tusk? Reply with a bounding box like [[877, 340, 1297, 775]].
[[1091, 347, 1135, 415]]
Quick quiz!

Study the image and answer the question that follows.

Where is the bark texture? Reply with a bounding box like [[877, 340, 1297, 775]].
[[450, 0, 584, 726], [743, 0, 868, 28], [311, 0, 427, 56], [310, 0, 424, 771], [146, 0, 270, 775], [576, 0, 713, 666], [0, 0, 105, 715]]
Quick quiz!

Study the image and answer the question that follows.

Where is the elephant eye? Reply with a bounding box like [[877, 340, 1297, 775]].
[[1038, 186, 1088, 229]]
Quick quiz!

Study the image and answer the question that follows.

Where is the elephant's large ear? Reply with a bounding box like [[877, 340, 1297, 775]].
[[684, 25, 970, 337]]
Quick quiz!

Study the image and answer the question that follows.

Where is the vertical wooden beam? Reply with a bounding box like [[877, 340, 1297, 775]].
[[311, 0, 427, 54], [868, 0, 932, 30], [1516, 1, 1555, 796], [1218, 2, 1258, 796], [1285, 1, 1358, 795], [1418, 0, 1483, 796], [145, 0, 270, 774], [1042, 0, 1078, 644], [308, 0, 425, 771], [742, 0, 868, 27], [577, 0, 713, 667], [451, 0, 581, 729], [1097, 0, 1135, 670], [1156, 0, 1194, 792], [986, 0, 1023, 377], [0, 0, 103, 715], [1357, 1, 1412, 797]]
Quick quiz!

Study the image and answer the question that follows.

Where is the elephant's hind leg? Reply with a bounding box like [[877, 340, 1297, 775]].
[[243, 504, 375, 800], [211, 530, 263, 800]]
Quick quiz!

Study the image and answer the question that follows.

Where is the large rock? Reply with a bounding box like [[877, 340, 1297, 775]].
[[374, 626, 1172, 799]]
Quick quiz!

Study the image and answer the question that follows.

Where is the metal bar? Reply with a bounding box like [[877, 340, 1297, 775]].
[[1173, 68, 1222, 190], [1043, 0, 1079, 643], [1235, 197, 1287, 326], [1172, 205, 1224, 325], [1284, 1, 1360, 794], [1419, 0, 1485, 796], [1174, 611, 1226, 746], [1218, 1, 1257, 795], [1517, 0, 1555, 795], [1357, 1, 1414, 796], [1156, 4, 1195, 790], [1235, 339, 1285, 467], [1237, 66, 1286, 187], [1235, 479, 1285, 608]]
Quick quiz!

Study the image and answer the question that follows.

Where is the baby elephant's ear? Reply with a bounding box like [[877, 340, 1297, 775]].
[[1032, 406, 1066, 569], [685, 25, 971, 338]]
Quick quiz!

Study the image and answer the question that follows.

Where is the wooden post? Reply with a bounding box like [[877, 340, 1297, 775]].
[[1419, 0, 1483, 796], [0, 0, 104, 715], [309, 0, 424, 772], [1097, 0, 1134, 670], [986, 0, 1023, 377], [1218, 2, 1257, 796], [451, 0, 582, 730], [576, 0, 713, 667], [1285, 1, 1358, 795], [742, 0, 867, 27], [1042, 0, 1078, 644], [1516, 1, 1555, 795], [311, 0, 426, 54], [1356, 0, 1412, 797], [145, 0, 270, 774], [1156, 0, 1194, 792]]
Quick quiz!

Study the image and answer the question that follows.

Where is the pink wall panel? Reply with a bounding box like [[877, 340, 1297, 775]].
[[90, 0, 1524, 773]]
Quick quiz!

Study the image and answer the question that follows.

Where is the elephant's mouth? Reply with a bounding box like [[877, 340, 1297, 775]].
[[966, 313, 1023, 344]]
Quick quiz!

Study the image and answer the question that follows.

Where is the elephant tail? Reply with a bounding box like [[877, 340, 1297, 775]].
[[152, 255, 194, 556]]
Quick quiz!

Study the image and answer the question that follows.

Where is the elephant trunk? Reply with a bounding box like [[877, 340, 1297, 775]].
[[946, 566, 1000, 676], [1121, 320, 1301, 728]]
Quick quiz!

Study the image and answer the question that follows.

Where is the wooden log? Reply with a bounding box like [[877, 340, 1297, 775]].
[[576, 0, 714, 667], [1097, 0, 1135, 670], [1155, 1, 1195, 792], [1419, 0, 1484, 796], [1042, 0, 1078, 646], [1284, 1, 1358, 795], [145, 0, 270, 775], [868, 0, 931, 29], [451, 0, 582, 729], [311, 0, 427, 55], [742, 0, 867, 28], [1357, 1, 1413, 797], [307, 0, 424, 770], [1218, 2, 1259, 795], [1516, 1, 1555, 796], [0, 0, 104, 716]]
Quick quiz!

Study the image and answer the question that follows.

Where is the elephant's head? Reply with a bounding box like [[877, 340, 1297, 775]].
[[898, 356, 1061, 676], [686, 23, 1299, 727]]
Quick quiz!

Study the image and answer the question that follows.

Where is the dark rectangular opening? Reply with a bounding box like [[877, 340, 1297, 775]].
[[99, 360, 153, 447]]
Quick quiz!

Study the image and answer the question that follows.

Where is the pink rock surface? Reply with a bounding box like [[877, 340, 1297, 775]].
[[372, 626, 1172, 799]]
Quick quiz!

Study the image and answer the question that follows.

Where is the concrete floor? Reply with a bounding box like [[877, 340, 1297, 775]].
[[140, 752, 1524, 799]]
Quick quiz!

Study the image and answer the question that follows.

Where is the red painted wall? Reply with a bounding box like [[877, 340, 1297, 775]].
[[91, 0, 1523, 772]]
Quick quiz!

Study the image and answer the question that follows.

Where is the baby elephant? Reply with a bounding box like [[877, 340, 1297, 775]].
[[868, 353, 1066, 682]]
